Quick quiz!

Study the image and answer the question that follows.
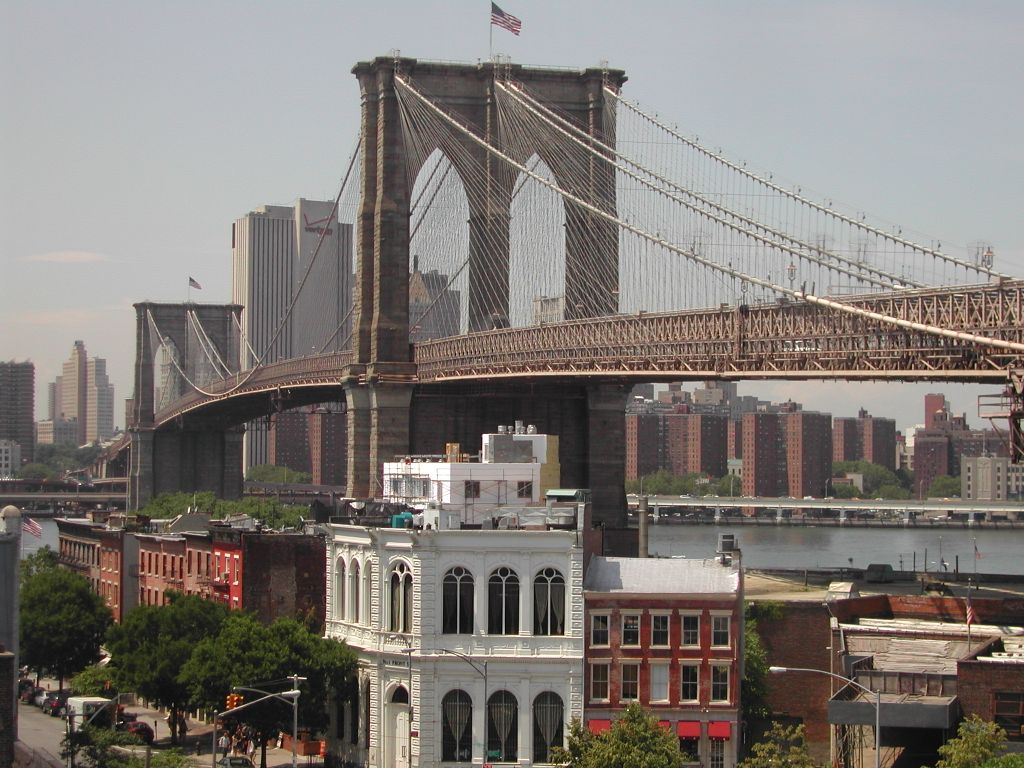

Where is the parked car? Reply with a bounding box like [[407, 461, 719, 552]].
[[20, 685, 44, 704], [32, 688, 49, 707], [42, 690, 70, 717], [217, 757, 255, 768], [116, 720, 154, 744]]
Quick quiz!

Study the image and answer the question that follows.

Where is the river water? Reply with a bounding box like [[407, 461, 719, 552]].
[[20, 516, 1024, 576]]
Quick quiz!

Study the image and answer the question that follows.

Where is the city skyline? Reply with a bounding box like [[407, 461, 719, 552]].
[[4, 1, 1022, 434]]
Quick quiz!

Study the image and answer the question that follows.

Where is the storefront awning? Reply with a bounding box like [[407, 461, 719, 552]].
[[588, 719, 612, 734], [708, 721, 732, 740], [677, 721, 701, 738]]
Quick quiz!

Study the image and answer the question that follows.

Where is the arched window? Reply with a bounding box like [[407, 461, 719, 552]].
[[349, 561, 361, 623], [488, 567, 519, 635], [533, 568, 565, 635], [532, 692, 564, 763], [391, 685, 409, 704], [441, 689, 472, 762], [390, 562, 414, 633], [443, 566, 474, 634], [362, 562, 373, 625], [334, 557, 346, 622], [486, 691, 518, 762]]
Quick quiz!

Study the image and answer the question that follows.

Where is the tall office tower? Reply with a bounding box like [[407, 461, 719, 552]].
[[0, 360, 35, 465], [232, 199, 353, 468], [61, 340, 89, 444], [85, 357, 115, 443]]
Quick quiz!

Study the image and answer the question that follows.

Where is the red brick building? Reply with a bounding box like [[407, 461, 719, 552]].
[[625, 412, 661, 480], [833, 408, 897, 470], [665, 412, 728, 479], [584, 552, 743, 767]]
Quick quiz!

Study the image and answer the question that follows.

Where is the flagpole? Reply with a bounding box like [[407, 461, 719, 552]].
[[489, 5, 493, 61]]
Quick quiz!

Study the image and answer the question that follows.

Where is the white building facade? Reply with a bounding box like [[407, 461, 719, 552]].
[[324, 508, 585, 767]]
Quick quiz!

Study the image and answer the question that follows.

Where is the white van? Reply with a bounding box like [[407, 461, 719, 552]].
[[65, 696, 113, 731]]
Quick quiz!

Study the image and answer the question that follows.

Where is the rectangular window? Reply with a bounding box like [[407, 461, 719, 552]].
[[681, 614, 700, 646], [622, 614, 641, 647], [712, 615, 730, 647], [680, 664, 699, 702], [711, 665, 730, 702], [650, 663, 669, 702], [621, 664, 639, 701], [516, 480, 533, 498], [464, 480, 481, 498], [591, 663, 609, 701], [591, 614, 609, 646], [995, 691, 1024, 741], [710, 739, 725, 768], [651, 614, 669, 647]]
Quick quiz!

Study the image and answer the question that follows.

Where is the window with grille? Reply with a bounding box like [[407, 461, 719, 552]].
[[591, 664, 609, 701], [464, 480, 481, 498], [650, 663, 669, 702], [591, 614, 609, 646], [533, 568, 565, 635], [712, 615, 730, 647], [682, 614, 700, 646], [488, 567, 520, 635], [995, 691, 1024, 741], [486, 690, 518, 762], [621, 664, 639, 701], [622, 614, 640, 646], [651, 614, 669, 646], [711, 665, 729, 702], [680, 664, 699, 702], [517, 480, 533, 498], [442, 689, 473, 762], [532, 692, 564, 763], [443, 566, 474, 634]]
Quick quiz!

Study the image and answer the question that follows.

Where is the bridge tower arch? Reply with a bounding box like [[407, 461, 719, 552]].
[[128, 302, 243, 511], [348, 56, 628, 505]]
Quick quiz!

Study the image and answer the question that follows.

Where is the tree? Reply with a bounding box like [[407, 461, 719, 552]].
[[833, 461, 903, 496], [20, 545, 59, 581], [18, 462, 54, 480], [738, 722, 821, 768], [742, 603, 783, 721], [70, 664, 118, 697], [927, 475, 961, 499], [936, 715, 1007, 768], [246, 464, 313, 484], [20, 565, 112, 686], [875, 483, 911, 500], [550, 703, 685, 768], [180, 613, 356, 768], [105, 594, 228, 747], [982, 756, 1024, 768]]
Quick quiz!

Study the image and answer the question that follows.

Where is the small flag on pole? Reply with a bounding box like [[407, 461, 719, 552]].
[[188, 276, 202, 290], [491, 2, 522, 35], [966, 592, 977, 627], [974, 542, 982, 559], [22, 517, 42, 538]]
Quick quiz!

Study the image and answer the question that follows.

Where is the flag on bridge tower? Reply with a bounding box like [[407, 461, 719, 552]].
[[188, 276, 202, 290], [491, 2, 522, 35]]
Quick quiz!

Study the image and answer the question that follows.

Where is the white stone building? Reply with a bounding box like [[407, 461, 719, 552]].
[[324, 501, 585, 767]]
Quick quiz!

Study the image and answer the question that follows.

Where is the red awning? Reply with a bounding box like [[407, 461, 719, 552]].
[[677, 721, 701, 738], [708, 721, 732, 740], [658, 720, 672, 731], [588, 719, 612, 734]]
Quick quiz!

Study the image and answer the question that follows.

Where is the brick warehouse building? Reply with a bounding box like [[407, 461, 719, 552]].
[[756, 592, 1024, 766], [583, 545, 744, 768]]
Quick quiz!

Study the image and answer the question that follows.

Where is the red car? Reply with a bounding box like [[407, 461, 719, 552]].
[[117, 720, 154, 744]]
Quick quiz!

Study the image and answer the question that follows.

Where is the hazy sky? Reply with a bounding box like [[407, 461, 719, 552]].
[[3, 1, 1022, 435]]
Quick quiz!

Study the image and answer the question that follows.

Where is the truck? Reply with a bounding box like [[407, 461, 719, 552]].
[[65, 696, 113, 731]]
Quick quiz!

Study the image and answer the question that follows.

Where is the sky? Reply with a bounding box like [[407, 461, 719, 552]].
[[3, 1, 1023, 435]]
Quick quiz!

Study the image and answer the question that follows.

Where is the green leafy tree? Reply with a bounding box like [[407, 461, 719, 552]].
[[833, 461, 902, 496], [20, 566, 112, 686], [936, 715, 1007, 768], [18, 462, 54, 480], [246, 464, 313, 484], [180, 612, 356, 768], [875, 483, 911, 500], [62, 725, 189, 768], [550, 703, 685, 768], [20, 545, 59, 581], [138, 492, 306, 529], [981, 756, 1024, 768], [70, 664, 118, 697], [829, 483, 859, 499], [105, 594, 228, 747], [927, 475, 961, 499], [738, 722, 821, 768], [742, 603, 782, 721]]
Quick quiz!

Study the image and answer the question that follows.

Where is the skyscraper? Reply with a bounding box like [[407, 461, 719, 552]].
[[61, 340, 88, 444], [0, 360, 35, 465], [232, 199, 353, 467], [45, 341, 116, 446]]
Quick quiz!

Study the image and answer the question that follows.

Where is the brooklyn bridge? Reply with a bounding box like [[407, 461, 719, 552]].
[[104, 56, 1024, 525]]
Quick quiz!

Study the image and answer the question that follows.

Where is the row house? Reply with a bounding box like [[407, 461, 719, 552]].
[[583, 546, 744, 768]]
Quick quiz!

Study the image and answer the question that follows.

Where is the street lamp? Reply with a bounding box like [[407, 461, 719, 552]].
[[769, 666, 880, 768], [212, 678, 304, 768]]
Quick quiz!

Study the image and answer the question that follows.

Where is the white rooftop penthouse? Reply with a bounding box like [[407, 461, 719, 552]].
[[381, 423, 560, 524]]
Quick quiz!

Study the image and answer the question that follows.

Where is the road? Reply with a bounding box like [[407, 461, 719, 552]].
[[15, 686, 305, 768]]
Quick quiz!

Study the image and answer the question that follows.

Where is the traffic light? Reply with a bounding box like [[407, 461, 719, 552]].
[[225, 693, 244, 710]]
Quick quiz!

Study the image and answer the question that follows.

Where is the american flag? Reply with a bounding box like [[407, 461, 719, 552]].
[[966, 593, 977, 627], [491, 2, 522, 35], [22, 517, 42, 538], [974, 542, 982, 559], [188, 276, 202, 290]]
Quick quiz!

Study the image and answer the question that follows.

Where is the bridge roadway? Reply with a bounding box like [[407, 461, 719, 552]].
[[628, 494, 1024, 521], [153, 280, 1024, 429]]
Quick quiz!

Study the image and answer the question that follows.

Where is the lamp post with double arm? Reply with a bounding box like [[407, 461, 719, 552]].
[[769, 666, 880, 768], [212, 677, 305, 768]]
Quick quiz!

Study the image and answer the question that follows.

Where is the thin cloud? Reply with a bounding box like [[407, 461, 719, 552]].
[[21, 250, 113, 264]]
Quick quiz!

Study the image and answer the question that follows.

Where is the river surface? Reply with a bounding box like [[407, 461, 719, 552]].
[[19, 516, 1024, 576]]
